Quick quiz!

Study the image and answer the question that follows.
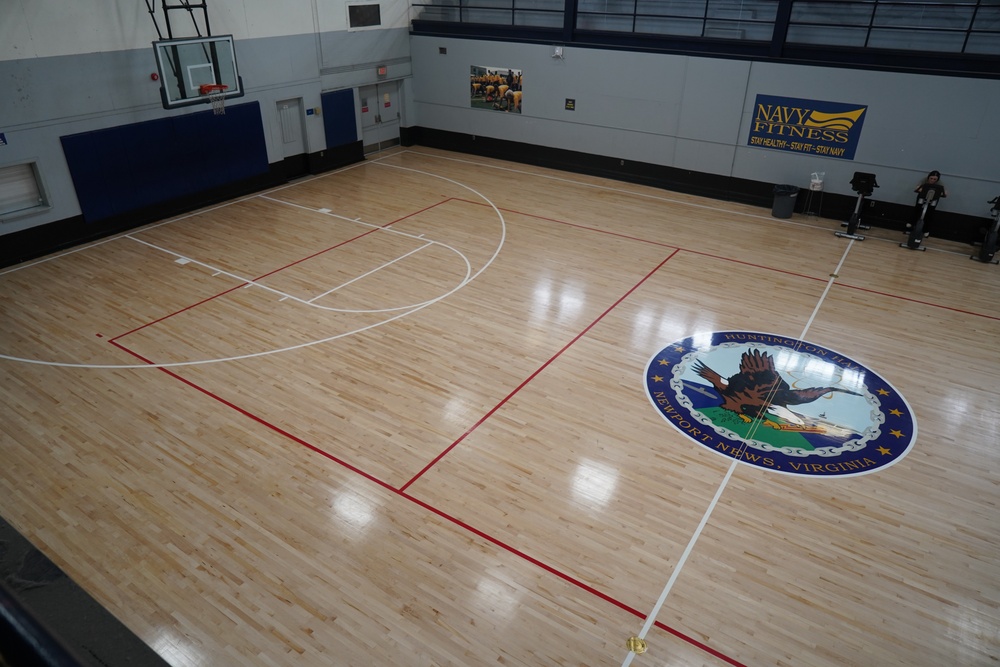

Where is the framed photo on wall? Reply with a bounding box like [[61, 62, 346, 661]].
[[470, 66, 522, 114]]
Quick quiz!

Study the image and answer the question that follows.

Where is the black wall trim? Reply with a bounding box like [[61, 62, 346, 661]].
[[407, 126, 987, 244], [308, 141, 365, 174], [408, 126, 774, 206]]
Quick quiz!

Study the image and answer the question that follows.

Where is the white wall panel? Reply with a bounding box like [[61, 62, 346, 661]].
[[410, 35, 1000, 215], [219, 0, 317, 40], [318, 0, 411, 32], [0, 0, 325, 61], [3, 0, 148, 59]]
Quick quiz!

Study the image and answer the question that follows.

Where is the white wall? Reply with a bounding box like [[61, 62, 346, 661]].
[[0, 0, 412, 60], [4, 1, 998, 238], [0, 1, 412, 238], [409, 36, 1000, 216]]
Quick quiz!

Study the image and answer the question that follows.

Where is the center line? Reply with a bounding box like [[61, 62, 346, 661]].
[[621, 239, 855, 666]]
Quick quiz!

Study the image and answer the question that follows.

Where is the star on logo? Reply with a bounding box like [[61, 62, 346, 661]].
[[889, 429, 905, 438], [888, 408, 903, 417], [877, 388, 890, 396], [877, 446, 891, 455], [650, 375, 664, 383], [658, 359, 671, 366]]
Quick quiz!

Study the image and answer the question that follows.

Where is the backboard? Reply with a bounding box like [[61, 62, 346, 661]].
[[154, 35, 244, 109]]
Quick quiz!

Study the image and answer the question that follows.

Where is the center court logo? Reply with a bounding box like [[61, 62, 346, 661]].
[[644, 332, 915, 477]]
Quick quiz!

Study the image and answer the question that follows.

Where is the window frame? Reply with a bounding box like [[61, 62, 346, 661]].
[[0, 160, 50, 223], [410, 0, 1000, 78]]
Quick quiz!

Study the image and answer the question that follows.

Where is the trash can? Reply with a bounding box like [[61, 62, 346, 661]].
[[772, 184, 799, 219]]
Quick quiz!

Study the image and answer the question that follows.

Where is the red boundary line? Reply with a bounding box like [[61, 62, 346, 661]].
[[112, 197, 461, 342], [828, 281, 1000, 320], [400, 249, 679, 490], [400, 492, 745, 666], [108, 341, 401, 493], [459, 197, 1000, 321], [105, 187, 991, 667], [107, 254, 746, 667], [112, 350, 741, 665], [104, 187, 991, 665], [106, 243, 748, 665], [100, 185, 990, 665]]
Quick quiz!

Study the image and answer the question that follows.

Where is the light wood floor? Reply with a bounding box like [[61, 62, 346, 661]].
[[1, 147, 998, 666]]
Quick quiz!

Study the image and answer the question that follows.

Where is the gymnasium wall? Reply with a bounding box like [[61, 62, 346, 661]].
[[0, 0, 412, 261], [406, 36, 1000, 228], [4, 0, 999, 259]]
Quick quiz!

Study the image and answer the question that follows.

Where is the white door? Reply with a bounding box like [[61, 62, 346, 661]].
[[359, 82, 400, 154], [277, 98, 305, 158]]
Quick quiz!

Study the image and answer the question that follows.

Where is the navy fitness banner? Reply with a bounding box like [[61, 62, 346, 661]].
[[748, 95, 868, 160]]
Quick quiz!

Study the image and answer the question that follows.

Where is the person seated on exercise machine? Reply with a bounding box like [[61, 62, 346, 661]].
[[971, 196, 1000, 264], [906, 170, 948, 238]]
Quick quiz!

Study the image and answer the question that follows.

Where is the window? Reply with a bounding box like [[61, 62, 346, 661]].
[[577, 0, 779, 40], [412, 0, 565, 28], [0, 162, 47, 221], [786, 0, 993, 53], [410, 0, 1000, 75], [348, 3, 382, 29]]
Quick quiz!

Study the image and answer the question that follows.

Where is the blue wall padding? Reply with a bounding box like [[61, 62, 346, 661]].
[[61, 102, 269, 222], [321, 89, 358, 148]]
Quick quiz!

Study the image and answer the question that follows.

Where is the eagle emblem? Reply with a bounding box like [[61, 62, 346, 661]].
[[692, 349, 862, 430], [645, 332, 916, 477]]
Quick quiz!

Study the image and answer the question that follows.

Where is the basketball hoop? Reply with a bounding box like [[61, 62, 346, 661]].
[[199, 83, 229, 115]]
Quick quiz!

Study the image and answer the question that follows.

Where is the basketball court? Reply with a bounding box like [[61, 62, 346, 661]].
[[1, 147, 998, 666]]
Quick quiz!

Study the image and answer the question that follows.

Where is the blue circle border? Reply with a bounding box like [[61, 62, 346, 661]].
[[644, 331, 917, 477]]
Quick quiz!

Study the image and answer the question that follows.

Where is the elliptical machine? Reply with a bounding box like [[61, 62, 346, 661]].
[[900, 182, 945, 251], [836, 172, 878, 241], [971, 196, 1000, 264]]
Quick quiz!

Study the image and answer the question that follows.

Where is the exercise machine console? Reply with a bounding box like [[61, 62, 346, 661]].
[[900, 183, 945, 251], [836, 172, 878, 240], [971, 196, 1000, 264]]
